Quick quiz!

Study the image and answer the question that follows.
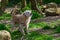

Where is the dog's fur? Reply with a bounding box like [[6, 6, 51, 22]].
[[0, 30, 11, 40], [11, 9, 32, 35]]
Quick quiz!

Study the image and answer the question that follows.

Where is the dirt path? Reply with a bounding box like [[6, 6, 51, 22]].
[[31, 16, 60, 23]]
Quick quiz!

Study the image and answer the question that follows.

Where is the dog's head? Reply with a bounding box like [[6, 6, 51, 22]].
[[23, 10, 32, 17]]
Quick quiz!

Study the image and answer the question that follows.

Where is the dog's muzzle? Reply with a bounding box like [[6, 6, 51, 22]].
[[30, 13, 32, 16]]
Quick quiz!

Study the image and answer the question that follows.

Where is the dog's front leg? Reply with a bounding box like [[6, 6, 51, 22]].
[[19, 24, 25, 36], [25, 24, 29, 34]]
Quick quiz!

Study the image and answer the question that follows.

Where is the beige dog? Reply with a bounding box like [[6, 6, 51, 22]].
[[11, 9, 32, 35], [0, 30, 11, 40]]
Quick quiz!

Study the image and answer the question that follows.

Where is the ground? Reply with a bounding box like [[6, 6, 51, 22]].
[[0, 13, 60, 40]]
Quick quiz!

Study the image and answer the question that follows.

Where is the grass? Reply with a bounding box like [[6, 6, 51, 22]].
[[0, 13, 11, 20], [29, 22, 48, 29], [0, 23, 53, 40], [11, 31, 53, 40], [55, 25, 60, 33], [31, 10, 44, 20], [26, 31, 53, 40]]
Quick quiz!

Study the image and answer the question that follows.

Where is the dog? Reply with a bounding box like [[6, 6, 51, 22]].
[[11, 10, 32, 35]]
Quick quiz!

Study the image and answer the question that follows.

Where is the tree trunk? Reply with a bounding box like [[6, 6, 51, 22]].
[[30, 0, 43, 15], [0, 0, 8, 16], [30, 0, 37, 10], [21, 0, 26, 9], [37, 0, 43, 5]]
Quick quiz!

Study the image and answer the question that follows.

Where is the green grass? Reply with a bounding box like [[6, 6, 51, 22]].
[[11, 31, 53, 40], [0, 23, 53, 40], [55, 25, 60, 33], [29, 22, 49, 29], [0, 13, 11, 20], [31, 10, 44, 20]]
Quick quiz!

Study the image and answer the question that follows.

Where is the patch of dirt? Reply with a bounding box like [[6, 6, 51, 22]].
[[31, 16, 60, 23]]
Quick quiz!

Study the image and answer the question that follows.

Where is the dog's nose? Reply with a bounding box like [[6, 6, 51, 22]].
[[30, 13, 32, 15]]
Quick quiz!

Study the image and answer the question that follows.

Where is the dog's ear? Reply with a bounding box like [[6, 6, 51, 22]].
[[23, 12, 27, 17]]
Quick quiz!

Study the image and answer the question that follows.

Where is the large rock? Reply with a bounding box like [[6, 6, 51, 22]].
[[0, 30, 11, 40]]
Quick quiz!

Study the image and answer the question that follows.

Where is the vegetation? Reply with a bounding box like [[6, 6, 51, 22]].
[[0, 0, 60, 40]]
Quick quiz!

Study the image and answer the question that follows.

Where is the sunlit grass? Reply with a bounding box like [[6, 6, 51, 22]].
[[11, 30, 53, 40], [29, 22, 49, 29], [0, 13, 11, 20]]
